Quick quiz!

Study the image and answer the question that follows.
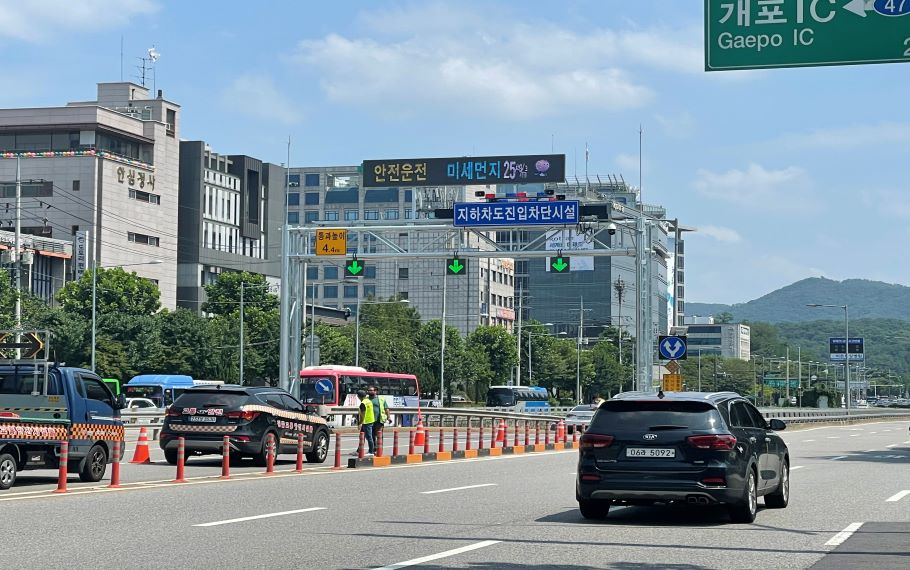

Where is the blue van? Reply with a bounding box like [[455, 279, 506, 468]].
[[0, 363, 125, 490], [124, 374, 195, 408]]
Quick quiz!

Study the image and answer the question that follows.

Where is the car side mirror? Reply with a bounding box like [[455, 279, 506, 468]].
[[116, 395, 127, 410], [769, 418, 786, 431]]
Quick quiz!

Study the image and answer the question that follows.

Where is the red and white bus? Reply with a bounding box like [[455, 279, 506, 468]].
[[297, 366, 421, 427]]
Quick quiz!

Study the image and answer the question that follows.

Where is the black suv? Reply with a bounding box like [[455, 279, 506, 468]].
[[576, 391, 789, 523], [160, 386, 331, 466]]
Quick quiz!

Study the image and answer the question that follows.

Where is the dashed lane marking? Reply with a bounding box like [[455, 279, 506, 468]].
[[830, 456, 848, 461], [375, 540, 501, 570], [790, 466, 805, 470], [194, 507, 326, 527], [421, 483, 497, 495], [825, 522, 864, 547], [885, 490, 909, 503]]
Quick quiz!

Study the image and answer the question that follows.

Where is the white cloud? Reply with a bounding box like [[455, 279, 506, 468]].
[[860, 188, 910, 221], [0, 0, 157, 41], [693, 163, 816, 211], [695, 225, 742, 244], [221, 74, 302, 125], [290, 4, 702, 120], [615, 153, 641, 174], [654, 111, 697, 139], [775, 122, 910, 150]]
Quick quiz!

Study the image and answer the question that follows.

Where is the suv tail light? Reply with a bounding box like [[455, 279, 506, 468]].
[[579, 434, 614, 449], [165, 407, 181, 417], [226, 410, 260, 421], [687, 434, 737, 450]]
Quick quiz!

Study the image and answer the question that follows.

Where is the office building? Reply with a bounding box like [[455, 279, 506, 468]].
[[288, 165, 516, 335], [0, 229, 72, 304], [177, 141, 285, 312], [686, 323, 751, 361], [0, 82, 181, 308]]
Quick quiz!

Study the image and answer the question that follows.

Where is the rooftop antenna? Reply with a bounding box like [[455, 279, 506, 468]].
[[136, 45, 160, 89]]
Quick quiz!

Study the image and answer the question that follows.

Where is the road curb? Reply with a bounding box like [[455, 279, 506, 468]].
[[345, 441, 579, 468]]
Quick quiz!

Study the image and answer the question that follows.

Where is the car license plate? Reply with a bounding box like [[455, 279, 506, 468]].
[[626, 447, 675, 458], [188, 416, 217, 423]]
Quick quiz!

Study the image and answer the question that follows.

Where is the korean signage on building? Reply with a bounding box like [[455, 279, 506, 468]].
[[362, 154, 566, 188], [74, 230, 90, 280], [453, 200, 579, 228], [545, 229, 593, 271]]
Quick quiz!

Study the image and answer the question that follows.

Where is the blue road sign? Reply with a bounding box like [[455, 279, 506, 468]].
[[453, 200, 579, 227], [315, 379, 334, 395], [658, 335, 688, 361]]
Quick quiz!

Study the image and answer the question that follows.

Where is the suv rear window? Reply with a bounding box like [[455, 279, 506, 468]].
[[173, 391, 248, 408], [591, 400, 723, 431]]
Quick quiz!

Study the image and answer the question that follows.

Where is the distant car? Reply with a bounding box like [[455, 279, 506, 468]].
[[160, 386, 331, 466], [577, 391, 789, 523], [563, 404, 596, 433], [124, 397, 158, 409], [449, 395, 471, 403]]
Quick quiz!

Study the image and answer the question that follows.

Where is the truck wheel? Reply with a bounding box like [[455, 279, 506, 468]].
[[306, 431, 329, 463], [0, 453, 17, 490], [79, 445, 108, 483]]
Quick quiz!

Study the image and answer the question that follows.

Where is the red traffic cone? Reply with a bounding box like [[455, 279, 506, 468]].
[[130, 426, 151, 464], [495, 419, 506, 444], [413, 417, 426, 447]]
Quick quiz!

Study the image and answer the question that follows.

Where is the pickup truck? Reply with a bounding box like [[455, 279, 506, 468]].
[[0, 363, 125, 490]]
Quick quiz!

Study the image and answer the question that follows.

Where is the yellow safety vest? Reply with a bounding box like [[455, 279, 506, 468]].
[[376, 397, 388, 423], [361, 397, 375, 424]]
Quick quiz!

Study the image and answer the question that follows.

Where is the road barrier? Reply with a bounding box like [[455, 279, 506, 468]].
[[393, 429, 400, 456], [220, 436, 230, 480], [333, 432, 342, 471], [53, 440, 68, 494], [266, 433, 276, 474], [109, 441, 121, 489], [173, 437, 187, 483], [295, 433, 305, 473]]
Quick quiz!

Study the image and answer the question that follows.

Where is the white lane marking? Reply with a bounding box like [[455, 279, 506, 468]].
[[830, 456, 848, 461], [421, 483, 497, 495], [826, 436, 840, 440], [375, 540, 501, 570], [850, 434, 860, 437], [825, 522, 863, 547], [885, 443, 899, 448], [803, 439, 816, 443], [886, 490, 910, 503], [790, 466, 805, 470], [866, 449, 877, 453], [193, 507, 326, 527], [871, 432, 878, 434]]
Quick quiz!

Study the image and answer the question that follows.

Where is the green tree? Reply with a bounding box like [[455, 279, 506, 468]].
[[417, 320, 465, 399], [202, 271, 277, 316], [467, 326, 518, 386], [715, 312, 734, 324], [57, 267, 161, 319]]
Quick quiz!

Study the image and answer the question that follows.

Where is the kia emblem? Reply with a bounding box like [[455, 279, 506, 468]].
[[643, 433, 657, 440]]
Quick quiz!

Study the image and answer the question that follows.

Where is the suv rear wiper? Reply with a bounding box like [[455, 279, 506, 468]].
[[648, 425, 689, 430]]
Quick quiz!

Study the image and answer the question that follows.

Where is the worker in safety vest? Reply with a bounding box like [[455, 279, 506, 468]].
[[356, 390, 376, 456], [368, 385, 391, 442]]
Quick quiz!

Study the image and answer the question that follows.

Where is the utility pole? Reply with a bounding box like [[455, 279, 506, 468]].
[[697, 349, 702, 392], [576, 297, 584, 405], [14, 157, 22, 358], [614, 277, 625, 366], [515, 284, 522, 386], [440, 272, 447, 403], [239, 281, 245, 385], [786, 346, 790, 404], [797, 346, 801, 407]]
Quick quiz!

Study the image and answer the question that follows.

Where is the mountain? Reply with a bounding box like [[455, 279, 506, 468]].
[[687, 278, 910, 323]]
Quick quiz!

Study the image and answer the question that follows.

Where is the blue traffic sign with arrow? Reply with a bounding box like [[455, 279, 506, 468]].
[[315, 379, 334, 395], [658, 335, 687, 361]]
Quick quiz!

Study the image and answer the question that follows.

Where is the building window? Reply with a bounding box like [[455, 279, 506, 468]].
[[304, 211, 319, 223], [288, 174, 300, 188], [344, 285, 358, 298], [129, 188, 161, 205], [405, 208, 413, 219], [72, 180, 80, 192], [384, 209, 400, 220], [398, 291, 409, 301], [287, 211, 299, 224], [307, 266, 318, 280], [128, 232, 160, 247], [324, 211, 339, 221], [287, 193, 300, 206], [324, 267, 338, 280], [323, 285, 338, 299], [304, 173, 320, 187], [344, 210, 359, 221], [364, 266, 376, 279], [364, 285, 376, 298], [304, 192, 320, 205], [398, 267, 409, 280], [364, 209, 379, 220]]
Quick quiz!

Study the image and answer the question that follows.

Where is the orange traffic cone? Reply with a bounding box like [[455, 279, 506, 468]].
[[495, 419, 506, 444], [130, 426, 151, 464], [413, 417, 426, 447]]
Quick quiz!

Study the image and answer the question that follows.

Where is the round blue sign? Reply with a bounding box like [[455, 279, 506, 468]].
[[315, 379, 333, 395]]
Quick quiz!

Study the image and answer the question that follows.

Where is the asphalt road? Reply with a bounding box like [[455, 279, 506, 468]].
[[0, 420, 907, 569]]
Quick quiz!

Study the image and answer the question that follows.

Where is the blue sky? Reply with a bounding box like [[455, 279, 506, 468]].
[[1, 0, 907, 305]]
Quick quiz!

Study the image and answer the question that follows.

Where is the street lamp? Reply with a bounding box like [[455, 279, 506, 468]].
[[347, 297, 409, 367], [91, 259, 163, 372], [807, 303, 850, 411]]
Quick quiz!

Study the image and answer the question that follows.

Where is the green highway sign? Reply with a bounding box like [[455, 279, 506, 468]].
[[764, 378, 800, 388], [345, 259, 365, 278], [549, 256, 570, 273], [705, 0, 910, 71], [446, 258, 466, 276]]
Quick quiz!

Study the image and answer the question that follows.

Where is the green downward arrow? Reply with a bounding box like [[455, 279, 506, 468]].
[[448, 259, 464, 274], [347, 260, 363, 275], [551, 257, 569, 272]]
